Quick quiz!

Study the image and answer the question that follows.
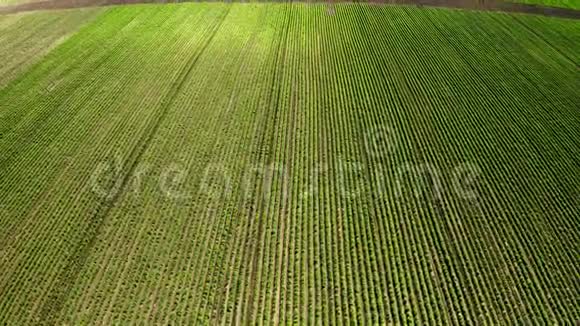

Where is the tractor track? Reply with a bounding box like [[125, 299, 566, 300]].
[[35, 7, 231, 324]]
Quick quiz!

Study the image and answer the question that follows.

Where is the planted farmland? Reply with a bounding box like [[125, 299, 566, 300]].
[[513, 0, 580, 10], [0, 3, 579, 324], [0, 8, 102, 87]]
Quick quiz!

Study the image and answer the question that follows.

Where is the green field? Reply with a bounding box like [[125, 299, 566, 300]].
[[1, 3, 579, 324], [0, 9, 102, 87], [513, 0, 580, 10]]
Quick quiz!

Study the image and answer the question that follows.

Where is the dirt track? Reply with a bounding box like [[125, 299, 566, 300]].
[[0, 0, 579, 19]]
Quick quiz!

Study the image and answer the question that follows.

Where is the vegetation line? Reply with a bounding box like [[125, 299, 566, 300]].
[[510, 14, 579, 68], [1, 0, 580, 19], [241, 4, 293, 323], [35, 7, 231, 324]]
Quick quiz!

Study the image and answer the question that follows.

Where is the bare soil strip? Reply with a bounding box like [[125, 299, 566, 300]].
[[0, 0, 579, 19]]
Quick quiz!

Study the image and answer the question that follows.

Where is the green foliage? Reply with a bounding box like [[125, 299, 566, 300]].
[[0, 8, 103, 87], [512, 0, 580, 10], [0, 3, 578, 324]]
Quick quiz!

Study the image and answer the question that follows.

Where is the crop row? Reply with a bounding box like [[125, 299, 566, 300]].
[[0, 3, 578, 324]]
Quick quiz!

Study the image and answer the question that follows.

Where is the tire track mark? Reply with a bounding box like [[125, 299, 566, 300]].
[[36, 6, 231, 324]]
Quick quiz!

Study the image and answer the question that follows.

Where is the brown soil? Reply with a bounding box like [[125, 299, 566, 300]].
[[0, 0, 579, 19]]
